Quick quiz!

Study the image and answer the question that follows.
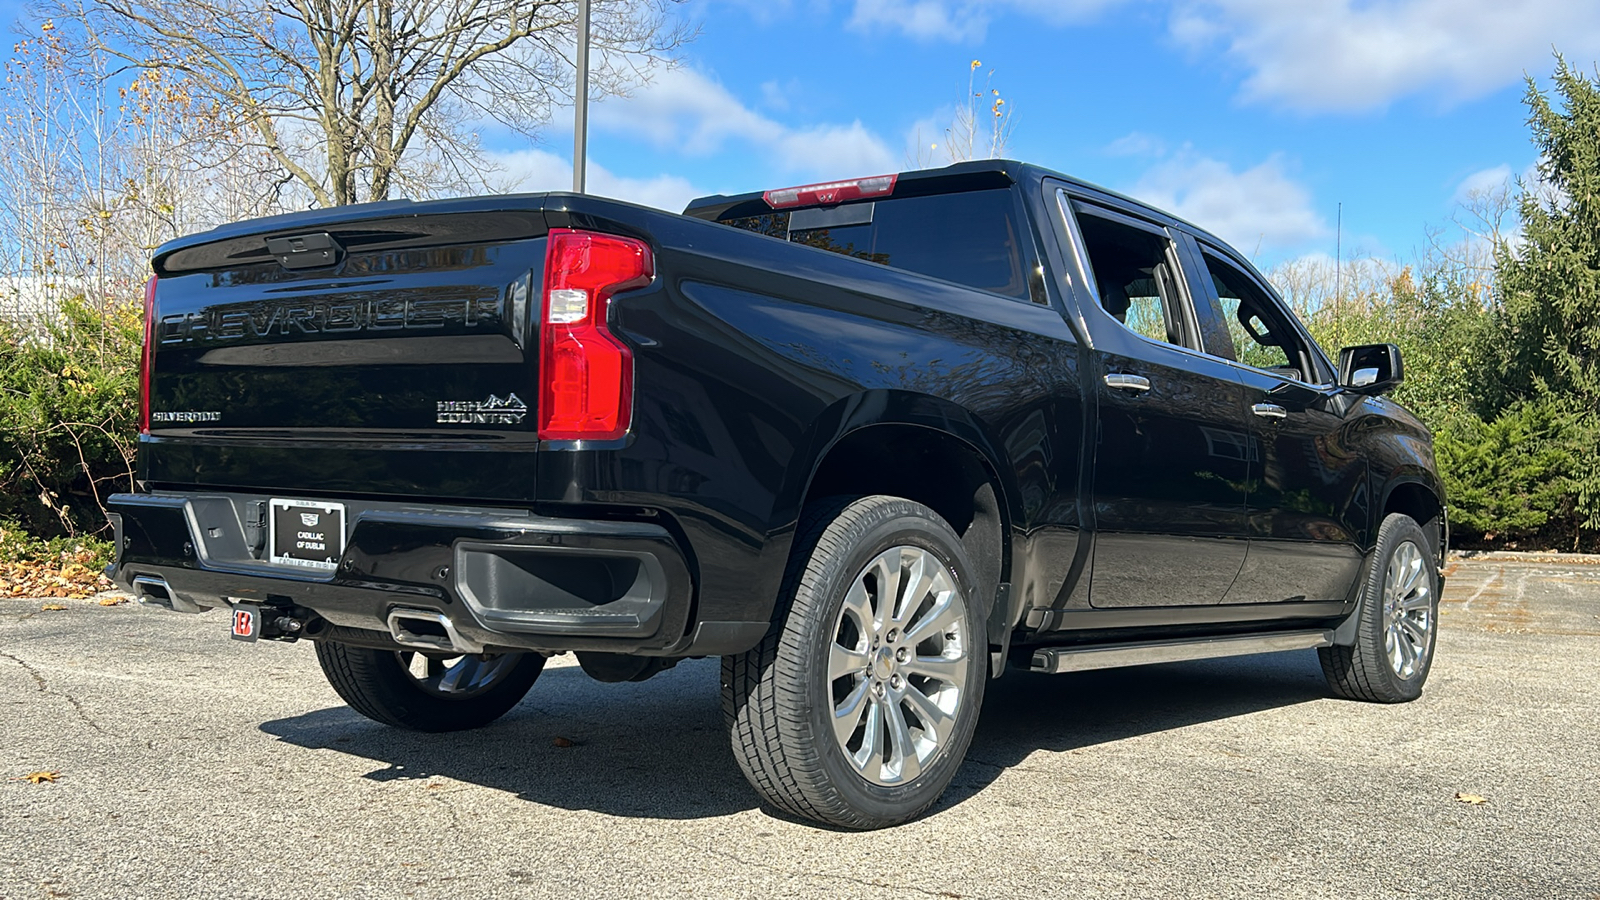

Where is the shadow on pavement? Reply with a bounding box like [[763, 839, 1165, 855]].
[[261, 650, 1329, 822]]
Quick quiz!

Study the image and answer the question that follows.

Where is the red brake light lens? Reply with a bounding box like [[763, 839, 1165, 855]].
[[763, 174, 897, 209], [538, 229, 653, 442], [140, 275, 156, 436]]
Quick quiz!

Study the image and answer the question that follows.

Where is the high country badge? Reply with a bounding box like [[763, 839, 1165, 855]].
[[437, 393, 528, 425]]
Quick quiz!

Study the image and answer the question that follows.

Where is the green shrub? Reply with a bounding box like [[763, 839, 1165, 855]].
[[1434, 397, 1579, 541], [0, 294, 141, 539]]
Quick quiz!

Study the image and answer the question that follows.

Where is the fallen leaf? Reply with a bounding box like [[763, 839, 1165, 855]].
[[97, 597, 126, 606], [41, 603, 67, 611], [425, 782, 444, 790], [23, 770, 60, 784], [1455, 792, 1488, 805], [552, 736, 576, 748]]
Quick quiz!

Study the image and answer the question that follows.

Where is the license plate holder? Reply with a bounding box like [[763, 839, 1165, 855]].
[[268, 499, 346, 572]]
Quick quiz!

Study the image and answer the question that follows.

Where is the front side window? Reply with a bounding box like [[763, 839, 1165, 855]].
[[1202, 251, 1314, 381]]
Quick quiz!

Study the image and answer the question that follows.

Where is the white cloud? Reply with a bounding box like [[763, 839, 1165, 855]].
[[591, 68, 782, 155], [1450, 164, 1514, 207], [759, 80, 792, 112], [486, 148, 704, 213], [847, 0, 1124, 42], [775, 123, 899, 174], [1130, 148, 1329, 255], [587, 68, 897, 179], [1105, 131, 1168, 158], [1170, 0, 1600, 112]]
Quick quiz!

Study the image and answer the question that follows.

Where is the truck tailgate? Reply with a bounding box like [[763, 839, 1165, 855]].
[[145, 205, 549, 499]]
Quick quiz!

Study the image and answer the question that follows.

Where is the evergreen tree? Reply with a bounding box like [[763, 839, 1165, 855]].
[[1490, 57, 1600, 533]]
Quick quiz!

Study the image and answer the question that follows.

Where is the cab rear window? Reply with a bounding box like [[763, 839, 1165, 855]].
[[720, 188, 1030, 301]]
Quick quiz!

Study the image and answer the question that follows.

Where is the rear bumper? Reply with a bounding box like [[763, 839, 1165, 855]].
[[105, 491, 767, 657]]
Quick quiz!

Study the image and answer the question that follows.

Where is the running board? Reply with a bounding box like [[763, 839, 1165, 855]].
[[1029, 630, 1333, 674]]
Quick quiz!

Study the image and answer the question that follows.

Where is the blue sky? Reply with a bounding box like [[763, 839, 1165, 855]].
[[5, 0, 1595, 270], [498, 0, 1599, 269]]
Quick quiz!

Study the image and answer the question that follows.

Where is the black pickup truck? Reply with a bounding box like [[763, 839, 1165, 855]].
[[108, 160, 1447, 829]]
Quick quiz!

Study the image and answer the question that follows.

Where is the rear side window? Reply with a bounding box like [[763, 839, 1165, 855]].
[[721, 189, 1030, 301]]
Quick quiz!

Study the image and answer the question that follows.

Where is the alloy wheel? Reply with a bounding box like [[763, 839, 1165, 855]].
[[399, 651, 519, 698], [1382, 540, 1434, 680], [827, 545, 970, 786]]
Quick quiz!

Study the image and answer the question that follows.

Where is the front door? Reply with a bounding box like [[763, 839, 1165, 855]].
[[1189, 244, 1367, 604]]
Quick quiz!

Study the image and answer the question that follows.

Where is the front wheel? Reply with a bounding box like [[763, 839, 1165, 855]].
[[315, 642, 545, 732], [723, 495, 987, 829], [1319, 512, 1440, 703]]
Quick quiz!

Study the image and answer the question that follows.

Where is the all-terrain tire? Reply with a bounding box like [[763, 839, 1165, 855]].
[[1319, 512, 1440, 703], [722, 495, 988, 829], [315, 642, 545, 732]]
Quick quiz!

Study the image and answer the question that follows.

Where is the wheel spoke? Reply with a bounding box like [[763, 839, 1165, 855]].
[[903, 589, 961, 648], [1396, 546, 1422, 597], [1384, 557, 1402, 603], [438, 655, 477, 693], [895, 551, 933, 624], [832, 678, 872, 746], [1399, 616, 1429, 648], [841, 579, 874, 634], [830, 642, 870, 681], [902, 682, 954, 746], [1394, 627, 1418, 675], [883, 695, 920, 782], [905, 653, 964, 685], [1401, 589, 1433, 613], [867, 552, 899, 634], [856, 697, 885, 781]]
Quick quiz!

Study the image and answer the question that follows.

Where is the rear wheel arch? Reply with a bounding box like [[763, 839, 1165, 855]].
[[798, 417, 1013, 661]]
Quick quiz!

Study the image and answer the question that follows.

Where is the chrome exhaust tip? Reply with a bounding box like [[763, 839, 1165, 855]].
[[386, 608, 483, 655], [130, 575, 204, 614]]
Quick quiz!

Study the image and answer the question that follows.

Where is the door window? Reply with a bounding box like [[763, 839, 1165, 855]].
[[1072, 208, 1197, 351], [1200, 251, 1319, 382]]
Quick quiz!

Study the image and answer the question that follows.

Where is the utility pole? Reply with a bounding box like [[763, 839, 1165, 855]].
[[1335, 202, 1342, 347], [573, 0, 589, 193]]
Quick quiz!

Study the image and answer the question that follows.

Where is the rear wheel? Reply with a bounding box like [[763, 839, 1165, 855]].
[[723, 495, 987, 829], [315, 641, 545, 732], [1319, 512, 1439, 703]]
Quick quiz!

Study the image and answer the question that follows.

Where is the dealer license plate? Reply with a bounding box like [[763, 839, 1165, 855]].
[[268, 499, 345, 571]]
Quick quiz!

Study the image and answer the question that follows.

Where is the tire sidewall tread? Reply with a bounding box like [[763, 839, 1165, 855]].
[[724, 494, 987, 829], [1319, 512, 1438, 704], [315, 642, 545, 732]]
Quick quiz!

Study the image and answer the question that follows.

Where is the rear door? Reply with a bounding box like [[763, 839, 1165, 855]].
[[1061, 198, 1253, 608]]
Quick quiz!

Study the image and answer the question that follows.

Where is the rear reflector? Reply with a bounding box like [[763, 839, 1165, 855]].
[[140, 275, 156, 436], [538, 229, 654, 442], [763, 174, 898, 209]]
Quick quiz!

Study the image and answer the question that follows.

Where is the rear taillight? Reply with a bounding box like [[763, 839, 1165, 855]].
[[538, 229, 653, 442], [140, 275, 156, 436]]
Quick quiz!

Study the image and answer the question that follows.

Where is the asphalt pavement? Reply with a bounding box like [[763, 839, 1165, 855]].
[[2, 556, 1597, 899]]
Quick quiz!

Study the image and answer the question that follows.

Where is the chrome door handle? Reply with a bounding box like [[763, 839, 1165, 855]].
[[1252, 403, 1287, 419], [1104, 373, 1151, 393]]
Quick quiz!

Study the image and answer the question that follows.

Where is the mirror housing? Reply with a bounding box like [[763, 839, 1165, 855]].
[[1338, 343, 1404, 396]]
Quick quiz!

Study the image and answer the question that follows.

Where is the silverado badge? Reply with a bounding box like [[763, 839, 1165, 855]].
[[437, 393, 528, 425]]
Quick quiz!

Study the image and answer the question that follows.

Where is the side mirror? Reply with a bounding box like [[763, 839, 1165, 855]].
[[1338, 343, 1404, 396]]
